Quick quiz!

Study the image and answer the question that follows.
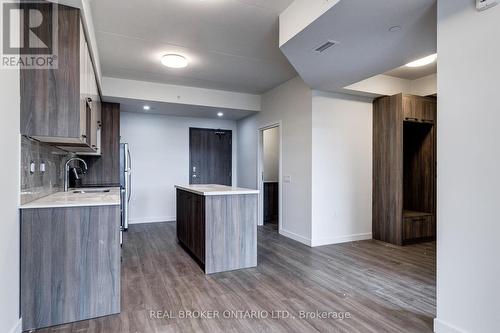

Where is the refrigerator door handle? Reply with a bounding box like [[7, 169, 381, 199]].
[[127, 149, 132, 172], [128, 171, 132, 202]]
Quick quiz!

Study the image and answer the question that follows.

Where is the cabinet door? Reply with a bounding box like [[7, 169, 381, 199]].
[[21, 5, 81, 141], [192, 195, 205, 263], [403, 95, 436, 123], [21, 206, 121, 331], [79, 22, 88, 143], [176, 190, 187, 244], [88, 57, 97, 150]]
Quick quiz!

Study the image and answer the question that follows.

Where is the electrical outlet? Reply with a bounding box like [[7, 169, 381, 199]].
[[30, 161, 36, 174], [477, 0, 498, 11], [40, 162, 46, 173]]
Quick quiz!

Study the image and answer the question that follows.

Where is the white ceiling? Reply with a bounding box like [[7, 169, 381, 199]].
[[105, 96, 257, 120], [89, 0, 296, 94], [280, 0, 437, 92], [384, 61, 437, 80]]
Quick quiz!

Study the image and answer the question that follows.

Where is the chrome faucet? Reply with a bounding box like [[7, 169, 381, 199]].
[[64, 157, 88, 192]]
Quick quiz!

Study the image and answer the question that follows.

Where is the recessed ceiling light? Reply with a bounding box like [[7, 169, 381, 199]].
[[143, 105, 150, 111], [388, 25, 402, 32], [161, 54, 189, 68], [217, 112, 224, 117], [405, 53, 437, 68]]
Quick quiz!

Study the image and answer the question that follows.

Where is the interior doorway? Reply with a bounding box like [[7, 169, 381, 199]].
[[258, 123, 282, 232]]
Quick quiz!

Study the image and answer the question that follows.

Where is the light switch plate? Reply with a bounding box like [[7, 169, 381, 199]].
[[284, 175, 292, 183]]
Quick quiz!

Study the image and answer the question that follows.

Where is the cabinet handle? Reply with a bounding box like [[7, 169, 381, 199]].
[[405, 117, 419, 122], [81, 134, 87, 138], [87, 97, 92, 103]]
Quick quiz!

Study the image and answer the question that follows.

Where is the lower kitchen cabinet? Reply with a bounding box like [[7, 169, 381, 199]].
[[176, 187, 258, 274], [176, 189, 206, 264], [20, 205, 121, 331]]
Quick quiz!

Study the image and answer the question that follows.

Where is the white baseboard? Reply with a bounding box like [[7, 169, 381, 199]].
[[9, 318, 22, 333], [434, 318, 467, 333], [311, 232, 372, 247], [279, 229, 312, 246], [129, 216, 176, 224]]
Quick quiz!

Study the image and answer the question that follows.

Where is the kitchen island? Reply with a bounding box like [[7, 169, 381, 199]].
[[175, 184, 259, 274]]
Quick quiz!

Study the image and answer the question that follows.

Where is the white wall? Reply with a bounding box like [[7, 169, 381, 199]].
[[237, 77, 313, 245], [120, 112, 238, 223], [344, 73, 437, 97], [435, 2, 500, 333], [103, 77, 261, 112], [410, 73, 437, 97], [279, 0, 340, 46], [311, 91, 373, 246], [0, 39, 21, 333], [344, 74, 412, 97], [263, 127, 279, 182]]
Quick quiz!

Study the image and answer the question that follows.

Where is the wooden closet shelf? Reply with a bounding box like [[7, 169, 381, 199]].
[[403, 210, 434, 218]]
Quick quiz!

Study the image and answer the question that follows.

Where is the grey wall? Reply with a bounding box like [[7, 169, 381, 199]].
[[237, 77, 313, 245], [20, 136, 66, 205]]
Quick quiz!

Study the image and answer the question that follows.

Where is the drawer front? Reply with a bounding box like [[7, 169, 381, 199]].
[[403, 215, 435, 241]]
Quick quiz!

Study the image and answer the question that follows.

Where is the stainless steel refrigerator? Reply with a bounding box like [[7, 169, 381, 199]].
[[120, 143, 131, 232]]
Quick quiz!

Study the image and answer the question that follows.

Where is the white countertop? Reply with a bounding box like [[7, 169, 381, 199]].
[[175, 184, 259, 196], [20, 187, 121, 209]]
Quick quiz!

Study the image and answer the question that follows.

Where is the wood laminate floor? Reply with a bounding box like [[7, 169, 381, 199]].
[[35, 222, 436, 333]]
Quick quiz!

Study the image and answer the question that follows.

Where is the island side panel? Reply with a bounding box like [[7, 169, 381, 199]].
[[205, 194, 257, 274], [21, 206, 121, 331]]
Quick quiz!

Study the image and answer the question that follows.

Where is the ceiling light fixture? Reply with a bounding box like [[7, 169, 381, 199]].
[[405, 53, 437, 68], [161, 54, 189, 68], [217, 112, 224, 117], [143, 105, 150, 111]]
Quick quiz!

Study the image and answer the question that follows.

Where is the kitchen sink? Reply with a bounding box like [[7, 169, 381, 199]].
[[73, 189, 111, 194]]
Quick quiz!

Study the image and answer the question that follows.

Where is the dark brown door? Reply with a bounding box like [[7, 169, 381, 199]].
[[189, 128, 232, 186]]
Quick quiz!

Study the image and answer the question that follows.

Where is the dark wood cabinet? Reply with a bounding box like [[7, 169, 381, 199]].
[[403, 95, 436, 123], [20, 4, 101, 153], [373, 94, 437, 245], [81, 102, 121, 187], [176, 189, 206, 264], [20, 205, 121, 331], [20, 4, 80, 141]]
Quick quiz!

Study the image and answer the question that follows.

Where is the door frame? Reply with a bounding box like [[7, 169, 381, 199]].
[[257, 121, 283, 232]]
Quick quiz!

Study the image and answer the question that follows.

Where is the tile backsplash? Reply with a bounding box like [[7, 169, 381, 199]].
[[21, 136, 68, 205]]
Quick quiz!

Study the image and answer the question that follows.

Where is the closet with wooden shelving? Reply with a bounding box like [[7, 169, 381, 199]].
[[373, 93, 437, 246]]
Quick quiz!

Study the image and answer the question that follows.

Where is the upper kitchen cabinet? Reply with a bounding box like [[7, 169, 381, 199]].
[[20, 4, 101, 154]]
